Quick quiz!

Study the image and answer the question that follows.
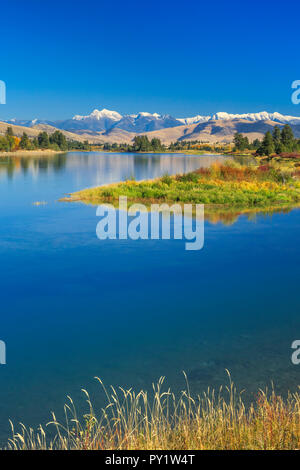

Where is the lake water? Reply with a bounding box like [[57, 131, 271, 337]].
[[0, 151, 300, 443]]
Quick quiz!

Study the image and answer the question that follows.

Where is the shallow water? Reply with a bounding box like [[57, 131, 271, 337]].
[[0, 151, 299, 443]]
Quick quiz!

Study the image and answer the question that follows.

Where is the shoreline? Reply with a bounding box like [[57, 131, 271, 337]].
[[0, 148, 255, 158], [91, 149, 229, 156], [0, 149, 67, 158]]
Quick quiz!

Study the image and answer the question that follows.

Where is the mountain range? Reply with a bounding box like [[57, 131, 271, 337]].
[[2, 108, 300, 144]]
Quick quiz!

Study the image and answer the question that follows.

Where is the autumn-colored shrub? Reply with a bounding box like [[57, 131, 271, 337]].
[[279, 153, 300, 159], [258, 165, 271, 172]]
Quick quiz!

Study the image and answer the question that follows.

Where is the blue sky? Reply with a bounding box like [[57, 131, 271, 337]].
[[1, 0, 300, 120]]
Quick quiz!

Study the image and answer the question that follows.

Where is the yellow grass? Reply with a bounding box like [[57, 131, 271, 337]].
[[7, 373, 300, 450]]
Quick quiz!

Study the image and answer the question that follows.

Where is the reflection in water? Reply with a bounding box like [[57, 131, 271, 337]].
[[0, 152, 227, 178], [0, 152, 256, 181], [91, 198, 296, 227], [0, 152, 229, 197], [205, 205, 297, 225], [0, 153, 67, 177]]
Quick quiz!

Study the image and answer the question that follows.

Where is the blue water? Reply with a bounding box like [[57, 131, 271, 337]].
[[0, 151, 300, 443]]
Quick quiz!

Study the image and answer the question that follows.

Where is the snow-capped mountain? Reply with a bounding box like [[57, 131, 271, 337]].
[[211, 111, 300, 124], [109, 112, 181, 134], [3, 109, 300, 137], [73, 108, 122, 122], [178, 111, 300, 125], [177, 115, 210, 125], [55, 108, 123, 133], [4, 109, 124, 133], [54, 109, 182, 134], [4, 118, 53, 127]]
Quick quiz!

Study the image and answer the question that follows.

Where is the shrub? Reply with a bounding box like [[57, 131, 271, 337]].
[[161, 174, 173, 185]]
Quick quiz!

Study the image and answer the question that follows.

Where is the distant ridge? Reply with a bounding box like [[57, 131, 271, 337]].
[[2, 108, 300, 144], [4, 108, 300, 134]]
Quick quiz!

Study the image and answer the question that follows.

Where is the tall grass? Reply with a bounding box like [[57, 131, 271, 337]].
[[7, 373, 300, 450]]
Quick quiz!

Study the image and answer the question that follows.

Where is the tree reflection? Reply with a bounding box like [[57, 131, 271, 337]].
[[0, 153, 67, 177]]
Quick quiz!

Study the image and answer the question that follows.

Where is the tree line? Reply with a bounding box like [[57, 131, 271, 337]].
[[102, 135, 165, 152], [0, 127, 91, 152], [100, 136, 229, 153], [234, 125, 300, 156]]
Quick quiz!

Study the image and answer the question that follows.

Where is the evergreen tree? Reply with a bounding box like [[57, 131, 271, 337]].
[[37, 132, 50, 149], [19, 132, 30, 149], [0, 136, 10, 151], [281, 125, 294, 151], [257, 131, 275, 156], [6, 126, 14, 137], [252, 139, 261, 149], [272, 126, 284, 154], [133, 135, 151, 152], [272, 125, 281, 145], [49, 130, 67, 150], [233, 132, 249, 151], [150, 138, 162, 151], [32, 138, 39, 149]]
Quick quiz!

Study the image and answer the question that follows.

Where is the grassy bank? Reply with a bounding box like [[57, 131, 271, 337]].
[[7, 375, 300, 450], [67, 161, 300, 210], [0, 149, 66, 158]]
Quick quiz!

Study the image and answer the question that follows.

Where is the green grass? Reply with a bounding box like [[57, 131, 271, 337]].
[[7, 374, 300, 450], [67, 161, 300, 210]]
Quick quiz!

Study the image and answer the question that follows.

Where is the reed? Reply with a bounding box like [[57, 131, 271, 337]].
[[7, 373, 300, 450]]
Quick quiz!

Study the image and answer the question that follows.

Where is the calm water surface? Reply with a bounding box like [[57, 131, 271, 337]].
[[0, 152, 299, 443]]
